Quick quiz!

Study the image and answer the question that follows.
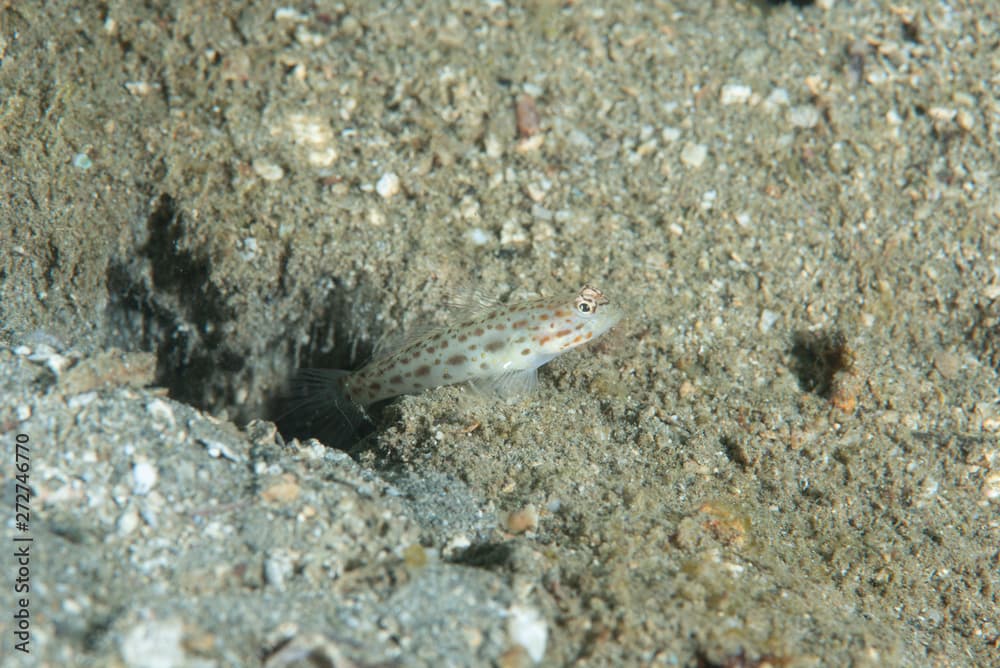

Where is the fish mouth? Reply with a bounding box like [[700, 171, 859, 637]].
[[592, 305, 623, 336]]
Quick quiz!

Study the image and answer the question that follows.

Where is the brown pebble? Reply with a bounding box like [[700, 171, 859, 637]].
[[497, 645, 532, 668], [504, 505, 539, 534], [261, 476, 301, 503], [933, 350, 960, 379], [829, 369, 862, 413], [516, 94, 540, 138]]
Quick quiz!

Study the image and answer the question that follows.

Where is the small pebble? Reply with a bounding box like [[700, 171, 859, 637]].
[[264, 550, 296, 590], [132, 460, 158, 495], [274, 7, 308, 21], [516, 94, 541, 138], [699, 190, 717, 211], [568, 129, 593, 148], [524, 182, 546, 203], [763, 88, 790, 112], [515, 134, 544, 153], [123, 81, 156, 96], [375, 172, 401, 198], [117, 507, 141, 536], [759, 309, 780, 333], [933, 351, 960, 379], [500, 219, 529, 248], [120, 619, 185, 668], [530, 204, 552, 221], [955, 109, 974, 132], [661, 126, 681, 142], [253, 158, 285, 182], [402, 543, 428, 568], [199, 438, 243, 462], [239, 236, 258, 261], [507, 605, 547, 664], [261, 478, 301, 504], [72, 153, 93, 170], [485, 133, 504, 158], [787, 105, 820, 129], [497, 646, 531, 668], [285, 113, 337, 167], [28, 345, 72, 375], [928, 107, 956, 122], [680, 142, 708, 168], [465, 228, 492, 246], [443, 533, 472, 558], [67, 391, 97, 409], [720, 83, 752, 106], [504, 505, 538, 534], [145, 398, 175, 426], [984, 471, 1000, 501]]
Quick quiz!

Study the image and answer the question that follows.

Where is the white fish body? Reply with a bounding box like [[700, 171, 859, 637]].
[[340, 285, 621, 407]]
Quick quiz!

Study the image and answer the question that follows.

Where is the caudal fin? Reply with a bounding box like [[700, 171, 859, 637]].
[[276, 369, 371, 450]]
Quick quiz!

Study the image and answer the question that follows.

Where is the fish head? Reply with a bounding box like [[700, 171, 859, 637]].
[[530, 285, 622, 356]]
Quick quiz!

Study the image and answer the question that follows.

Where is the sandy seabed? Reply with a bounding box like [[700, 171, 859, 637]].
[[1, 1, 998, 666]]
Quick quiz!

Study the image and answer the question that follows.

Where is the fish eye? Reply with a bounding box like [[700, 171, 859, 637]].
[[576, 286, 608, 317]]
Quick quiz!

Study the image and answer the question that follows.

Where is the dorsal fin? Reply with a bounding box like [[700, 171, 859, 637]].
[[371, 286, 508, 359]]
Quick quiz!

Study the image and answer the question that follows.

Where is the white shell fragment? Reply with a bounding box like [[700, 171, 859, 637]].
[[285, 113, 338, 167], [120, 618, 185, 668], [680, 142, 708, 168], [252, 158, 285, 182], [788, 105, 821, 129], [720, 83, 752, 106], [145, 398, 175, 426], [376, 172, 401, 198], [199, 438, 244, 462], [132, 460, 158, 495], [507, 605, 547, 663]]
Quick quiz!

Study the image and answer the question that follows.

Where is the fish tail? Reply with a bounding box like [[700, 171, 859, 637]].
[[276, 369, 370, 450]]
